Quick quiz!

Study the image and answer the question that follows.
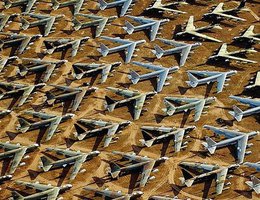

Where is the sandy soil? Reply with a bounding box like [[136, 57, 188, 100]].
[[0, 0, 259, 199]]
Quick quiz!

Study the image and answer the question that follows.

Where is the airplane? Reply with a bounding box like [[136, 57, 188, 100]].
[[42, 37, 89, 57], [208, 43, 257, 64], [98, 36, 146, 63], [51, 0, 85, 14], [97, 0, 135, 17], [104, 87, 156, 120], [145, 0, 187, 14], [229, 95, 260, 121], [203, 0, 252, 22], [108, 151, 169, 187], [74, 119, 131, 147], [139, 125, 196, 152], [0, 56, 18, 72], [128, 61, 179, 92], [0, 13, 18, 31], [123, 15, 169, 41], [176, 16, 222, 43], [179, 161, 239, 195], [16, 58, 67, 82], [233, 25, 260, 44], [20, 13, 64, 36], [152, 38, 201, 66], [0, 109, 12, 118], [16, 111, 74, 141], [39, 147, 100, 180], [162, 96, 216, 122], [203, 125, 258, 163], [72, 61, 121, 83], [45, 84, 98, 112], [0, 82, 45, 107], [186, 70, 237, 93], [72, 14, 117, 37], [0, 142, 38, 174], [84, 187, 143, 199], [245, 175, 260, 194], [0, 32, 41, 55], [244, 161, 260, 172], [3, 0, 38, 13], [12, 180, 72, 199]]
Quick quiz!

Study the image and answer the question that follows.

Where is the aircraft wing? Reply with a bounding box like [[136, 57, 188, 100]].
[[47, 188, 60, 200], [194, 99, 205, 122], [150, 22, 160, 41], [71, 40, 81, 57], [96, 18, 108, 37], [45, 117, 62, 141], [126, 43, 136, 63], [139, 161, 155, 187], [49, 84, 75, 92], [174, 130, 185, 152], [18, 86, 34, 106], [222, 55, 256, 63], [16, 180, 52, 190], [216, 168, 228, 195], [104, 124, 119, 147], [215, 13, 245, 21], [180, 44, 192, 66], [9, 148, 26, 174], [120, 0, 133, 16], [74, 0, 84, 14], [44, 17, 55, 36], [24, 111, 56, 119], [71, 90, 85, 111], [236, 135, 248, 164], [189, 31, 221, 43], [70, 157, 84, 180], [158, 38, 186, 47], [25, 0, 37, 13], [157, 70, 168, 92], [230, 96, 260, 107], [17, 36, 31, 54], [133, 95, 146, 120], [216, 73, 227, 93], [100, 64, 112, 83], [42, 64, 56, 82]]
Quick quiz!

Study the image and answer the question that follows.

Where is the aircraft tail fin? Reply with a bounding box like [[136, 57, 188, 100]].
[[72, 17, 82, 31], [152, 44, 165, 59], [105, 96, 117, 112], [129, 69, 140, 84], [40, 156, 53, 172], [18, 118, 30, 133], [238, 0, 246, 9], [51, 0, 60, 10], [11, 191, 24, 200], [99, 43, 109, 57], [203, 136, 217, 154], [230, 105, 243, 122], [17, 65, 28, 77], [140, 139, 154, 147], [186, 72, 198, 88], [123, 21, 135, 34], [21, 18, 30, 30], [109, 162, 121, 178], [179, 177, 194, 187], [98, 0, 108, 10], [46, 91, 56, 105], [162, 99, 176, 116], [3, 0, 12, 8]]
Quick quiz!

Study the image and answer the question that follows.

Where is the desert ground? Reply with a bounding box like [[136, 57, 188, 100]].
[[0, 0, 259, 199]]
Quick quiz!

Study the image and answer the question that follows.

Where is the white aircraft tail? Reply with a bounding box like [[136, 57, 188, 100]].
[[17, 65, 28, 77], [18, 118, 31, 133], [99, 43, 109, 57], [163, 99, 176, 116], [21, 18, 30, 30], [109, 162, 121, 178], [72, 17, 82, 31], [152, 44, 165, 58], [129, 69, 140, 84], [203, 136, 217, 154], [179, 177, 194, 187], [139, 139, 154, 147], [40, 156, 53, 172], [98, 0, 108, 10], [51, 0, 60, 10], [105, 96, 117, 112], [187, 72, 198, 88], [123, 21, 135, 34], [230, 105, 243, 121]]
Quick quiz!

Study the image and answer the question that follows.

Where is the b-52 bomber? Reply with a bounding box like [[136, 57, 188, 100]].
[[104, 87, 156, 120], [139, 125, 196, 152], [0, 32, 41, 55], [203, 0, 252, 22], [123, 15, 169, 41], [162, 96, 216, 122], [233, 25, 260, 44], [16, 111, 74, 141], [0, 13, 18, 31], [108, 151, 168, 187], [97, 0, 134, 17], [0, 82, 45, 107], [186, 70, 237, 93], [246, 176, 260, 194], [51, 0, 85, 14], [229, 95, 260, 121], [72, 14, 117, 37], [0, 56, 17, 72], [72, 62, 121, 83], [39, 147, 100, 180], [176, 16, 222, 43], [244, 161, 260, 172], [74, 119, 131, 147], [20, 13, 64, 36], [179, 161, 239, 195], [84, 187, 143, 199], [16, 58, 67, 83], [208, 43, 257, 64], [42, 37, 89, 57], [0, 142, 38, 174], [128, 61, 179, 92], [45, 84, 98, 112], [145, 0, 186, 14], [98, 36, 146, 63], [3, 0, 38, 13], [152, 38, 201, 66], [12, 180, 72, 200], [203, 125, 258, 163]]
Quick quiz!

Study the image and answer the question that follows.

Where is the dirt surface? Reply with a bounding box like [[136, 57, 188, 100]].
[[0, 0, 259, 199]]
